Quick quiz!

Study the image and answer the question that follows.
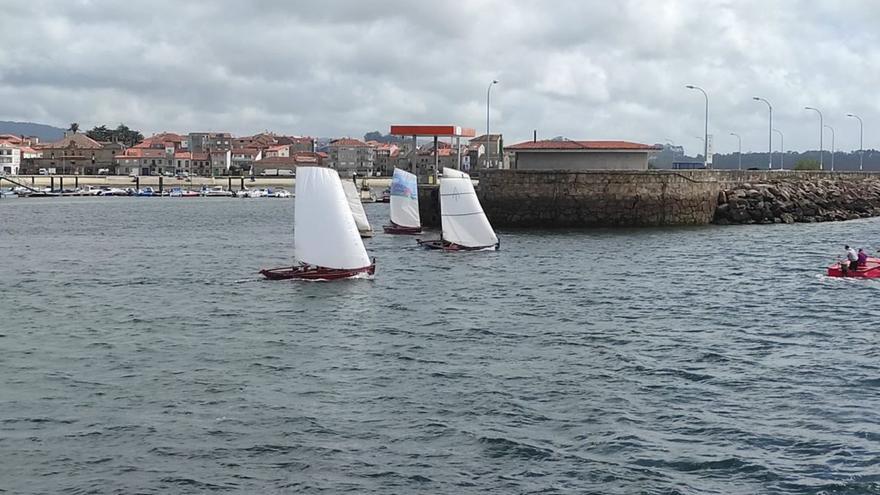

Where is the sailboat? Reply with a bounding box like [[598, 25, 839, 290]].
[[260, 166, 376, 280], [417, 167, 499, 251], [383, 168, 421, 234], [341, 179, 374, 238]]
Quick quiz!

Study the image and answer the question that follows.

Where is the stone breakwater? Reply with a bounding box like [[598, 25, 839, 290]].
[[474, 169, 880, 228], [715, 175, 880, 225], [477, 169, 719, 227]]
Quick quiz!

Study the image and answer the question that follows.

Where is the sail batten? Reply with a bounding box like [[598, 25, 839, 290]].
[[439, 167, 498, 248], [294, 167, 371, 269], [389, 168, 420, 228]]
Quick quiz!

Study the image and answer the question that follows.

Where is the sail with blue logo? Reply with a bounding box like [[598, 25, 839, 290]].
[[389, 168, 420, 229]]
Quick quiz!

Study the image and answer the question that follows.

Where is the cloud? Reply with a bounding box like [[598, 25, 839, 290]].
[[0, 0, 878, 153]]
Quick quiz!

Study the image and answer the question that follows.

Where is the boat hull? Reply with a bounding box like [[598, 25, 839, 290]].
[[260, 262, 376, 281], [383, 223, 422, 235], [827, 257, 880, 278], [416, 239, 498, 251]]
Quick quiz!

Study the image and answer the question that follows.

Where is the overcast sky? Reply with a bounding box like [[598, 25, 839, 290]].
[[2, 0, 879, 153]]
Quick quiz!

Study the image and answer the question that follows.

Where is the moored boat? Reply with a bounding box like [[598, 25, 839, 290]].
[[202, 185, 233, 197], [827, 257, 880, 278], [417, 167, 498, 251], [259, 166, 376, 281], [383, 168, 421, 235]]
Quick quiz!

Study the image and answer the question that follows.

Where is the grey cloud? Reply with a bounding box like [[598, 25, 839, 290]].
[[2, 0, 880, 153]]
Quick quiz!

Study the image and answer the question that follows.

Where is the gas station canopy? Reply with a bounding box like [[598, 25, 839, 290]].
[[390, 125, 476, 138]]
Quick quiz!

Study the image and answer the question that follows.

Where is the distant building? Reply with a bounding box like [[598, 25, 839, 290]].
[[174, 151, 211, 176], [231, 148, 261, 175], [265, 144, 290, 158], [210, 150, 232, 176], [0, 142, 21, 175], [506, 140, 660, 171], [31, 131, 119, 175], [327, 138, 373, 177], [371, 142, 399, 176], [189, 132, 232, 153], [276, 136, 316, 153], [469, 134, 504, 169], [252, 152, 323, 176]]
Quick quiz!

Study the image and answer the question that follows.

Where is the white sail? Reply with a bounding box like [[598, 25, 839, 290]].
[[341, 180, 372, 234], [294, 166, 371, 269], [389, 168, 420, 228], [440, 167, 498, 248]]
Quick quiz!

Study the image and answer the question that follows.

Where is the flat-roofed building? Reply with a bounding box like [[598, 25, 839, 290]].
[[506, 140, 660, 171]]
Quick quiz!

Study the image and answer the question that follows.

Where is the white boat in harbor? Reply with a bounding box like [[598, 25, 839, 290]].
[[271, 188, 292, 198], [417, 167, 499, 251], [342, 180, 374, 238], [246, 188, 269, 198], [383, 168, 421, 234], [259, 166, 376, 281], [202, 186, 233, 197]]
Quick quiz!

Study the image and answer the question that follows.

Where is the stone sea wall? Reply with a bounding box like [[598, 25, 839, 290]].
[[477, 169, 720, 227], [714, 172, 880, 224]]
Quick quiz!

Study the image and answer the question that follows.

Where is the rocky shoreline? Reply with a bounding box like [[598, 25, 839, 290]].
[[714, 178, 880, 225]]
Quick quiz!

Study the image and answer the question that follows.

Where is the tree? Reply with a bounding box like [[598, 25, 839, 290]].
[[793, 158, 821, 170], [69, 122, 79, 133], [85, 123, 144, 146], [86, 125, 111, 142]]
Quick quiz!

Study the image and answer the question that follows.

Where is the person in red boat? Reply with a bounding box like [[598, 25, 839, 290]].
[[858, 248, 868, 268]]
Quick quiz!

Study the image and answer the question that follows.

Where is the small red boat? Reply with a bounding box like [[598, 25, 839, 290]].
[[827, 257, 880, 278], [260, 261, 375, 281], [383, 222, 422, 235], [416, 239, 498, 251]]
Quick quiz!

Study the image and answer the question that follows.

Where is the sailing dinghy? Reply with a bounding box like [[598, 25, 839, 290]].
[[260, 166, 376, 280], [383, 168, 422, 234], [417, 167, 499, 251], [342, 180, 374, 238]]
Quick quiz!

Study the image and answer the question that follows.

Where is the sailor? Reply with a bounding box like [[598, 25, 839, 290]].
[[858, 248, 868, 267], [846, 245, 859, 271]]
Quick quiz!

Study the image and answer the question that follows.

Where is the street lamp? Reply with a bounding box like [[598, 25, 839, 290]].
[[753, 97, 772, 169], [686, 85, 709, 168], [730, 132, 742, 170], [824, 124, 835, 171], [847, 113, 864, 171], [805, 106, 824, 169], [486, 80, 498, 169], [773, 129, 784, 170]]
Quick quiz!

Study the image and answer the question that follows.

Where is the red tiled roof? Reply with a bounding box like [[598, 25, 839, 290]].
[[330, 138, 368, 147], [506, 140, 660, 151]]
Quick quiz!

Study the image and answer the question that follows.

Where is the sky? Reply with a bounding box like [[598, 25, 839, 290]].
[[2, 0, 880, 154]]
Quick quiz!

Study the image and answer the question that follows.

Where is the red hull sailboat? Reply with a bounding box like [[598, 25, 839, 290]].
[[382, 168, 422, 235], [260, 166, 376, 281]]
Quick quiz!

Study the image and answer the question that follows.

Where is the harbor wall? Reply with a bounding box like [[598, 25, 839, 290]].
[[477, 169, 720, 227], [714, 171, 880, 224], [475, 169, 880, 228]]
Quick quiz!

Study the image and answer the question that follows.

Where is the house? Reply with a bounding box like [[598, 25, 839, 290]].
[[31, 131, 118, 175], [265, 144, 291, 158], [469, 134, 504, 169], [371, 142, 400, 176], [276, 135, 316, 153], [189, 132, 233, 153], [173, 151, 211, 176], [210, 150, 232, 176], [506, 140, 661, 171], [327, 138, 373, 177], [115, 148, 169, 176], [0, 142, 21, 175], [252, 152, 323, 176], [231, 148, 261, 175]]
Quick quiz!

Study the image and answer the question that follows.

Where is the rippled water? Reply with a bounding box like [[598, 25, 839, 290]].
[[1, 197, 879, 494]]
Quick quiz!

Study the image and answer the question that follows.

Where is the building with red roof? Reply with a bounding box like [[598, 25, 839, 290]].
[[506, 139, 661, 171], [328, 138, 374, 177]]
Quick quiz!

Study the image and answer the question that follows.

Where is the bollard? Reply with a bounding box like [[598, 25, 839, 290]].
[[159, 176, 163, 195], [228, 176, 232, 192], [59, 177, 63, 193], [135, 176, 140, 192], [50, 176, 54, 191], [240, 177, 244, 192], [75, 176, 79, 188]]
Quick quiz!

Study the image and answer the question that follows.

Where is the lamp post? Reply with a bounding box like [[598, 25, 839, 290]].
[[847, 113, 864, 171], [824, 124, 835, 171], [730, 132, 742, 170], [486, 80, 498, 169], [773, 129, 784, 170], [805, 106, 824, 169], [753, 97, 772, 169], [686, 85, 709, 168]]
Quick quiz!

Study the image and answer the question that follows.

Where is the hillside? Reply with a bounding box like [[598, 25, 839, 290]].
[[0, 121, 65, 142]]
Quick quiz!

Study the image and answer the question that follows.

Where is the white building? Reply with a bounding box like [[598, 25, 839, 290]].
[[0, 143, 21, 175]]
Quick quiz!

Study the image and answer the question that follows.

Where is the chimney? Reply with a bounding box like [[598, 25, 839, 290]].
[[533, 130, 537, 142]]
